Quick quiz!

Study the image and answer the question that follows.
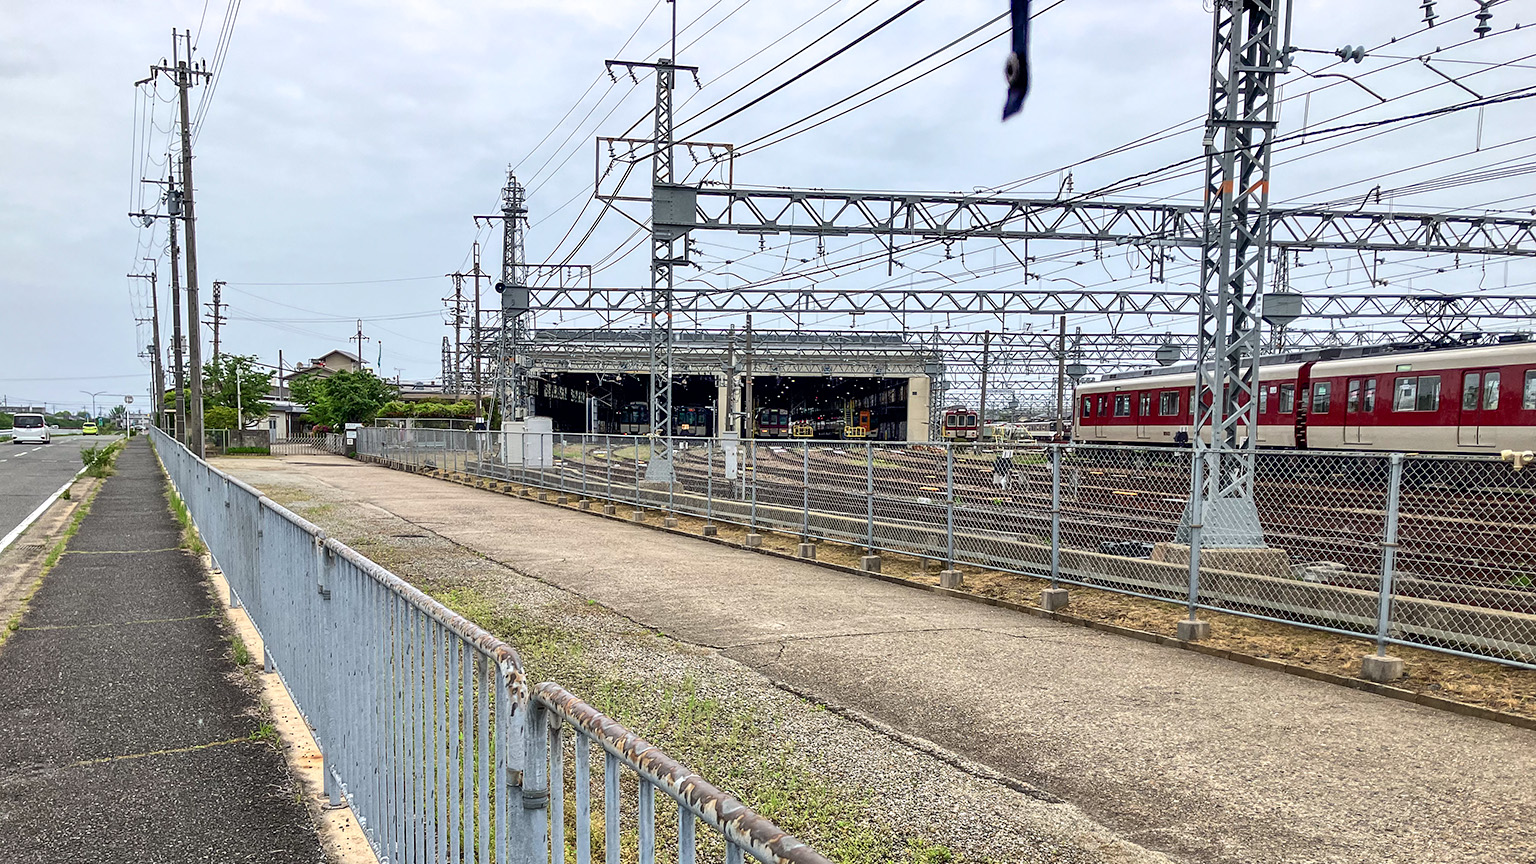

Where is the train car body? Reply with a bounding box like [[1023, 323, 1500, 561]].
[[941, 408, 981, 442], [673, 405, 714, 438], [754, 407, 791, 439], [1074, 341, 1536, 455], [619, 401, 649, 436]]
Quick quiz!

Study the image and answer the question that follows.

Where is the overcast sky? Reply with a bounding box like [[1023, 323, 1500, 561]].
[[2, 0, 1532, 413]]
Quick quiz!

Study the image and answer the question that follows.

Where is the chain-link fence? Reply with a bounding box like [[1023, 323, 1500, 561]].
[[356, 429, 1536, 670]]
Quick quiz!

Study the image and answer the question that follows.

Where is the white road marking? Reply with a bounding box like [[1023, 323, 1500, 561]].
[[0, 466, 87, 556]]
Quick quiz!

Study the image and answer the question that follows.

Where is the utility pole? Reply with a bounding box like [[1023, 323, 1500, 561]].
[[353, 319, 369, 367], [141, 31, 212, 456], [472, 242, 485, 409], [206, 280, 227, 358], [1055, 315, 1066, 436], [608, 1, 699, 483], [167, 184, 188, 445], [1183, 0, 1292, 548], [128, 265, 163, 433], [978, 330, 991, 442], [743, 313, 754, 440]]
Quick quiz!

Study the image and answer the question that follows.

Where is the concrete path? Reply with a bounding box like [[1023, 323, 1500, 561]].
[[0, 439, 324, 862], [229, 455, 1536, 864]]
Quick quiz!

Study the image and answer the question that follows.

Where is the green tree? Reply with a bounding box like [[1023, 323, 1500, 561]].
[[106, 405, 127, 430], [288, 368, 394, 427], [202, 354, 273, 426], [204, 405, 237, 430]]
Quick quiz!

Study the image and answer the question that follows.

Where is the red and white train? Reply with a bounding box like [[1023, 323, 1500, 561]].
[[1074, 340, 1536, 454]]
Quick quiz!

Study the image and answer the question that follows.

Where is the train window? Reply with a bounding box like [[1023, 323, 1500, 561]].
[[1363, 379, 1376, 412], [1139, 393, 1152, 416], [1393, 375, 1440, 412], [1526, 371, 1536, 410], [1259, 387, 1268, 414], [1099, 396, 1109, 415], [1082, 396, 1093, 417], [1312, 382, 1331, 414], [1484, 372, 1500, 410], [1159, 391, 1179, 416], [1346, 380, 1360, 413], [1278, 384, 1295, 413], [1462, 373, 1481, 411], [1113, 395, 1131, 417]]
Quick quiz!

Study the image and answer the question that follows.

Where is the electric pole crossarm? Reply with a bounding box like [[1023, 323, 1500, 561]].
[[512, 286, 1536, 319], [655, 184, 1536, 256]]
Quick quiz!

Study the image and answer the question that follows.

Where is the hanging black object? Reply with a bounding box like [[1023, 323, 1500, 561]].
[[1003, 0, 1031, 119]]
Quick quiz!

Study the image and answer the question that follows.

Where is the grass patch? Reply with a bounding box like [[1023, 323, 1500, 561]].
[[231, 634, 252, 666], [165, 480, 206, 556], [249, 721, 280, 747], [430, 583, 967, 864]]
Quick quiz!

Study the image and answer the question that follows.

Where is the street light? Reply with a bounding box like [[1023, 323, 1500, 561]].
[[79, 390, 108, 424]]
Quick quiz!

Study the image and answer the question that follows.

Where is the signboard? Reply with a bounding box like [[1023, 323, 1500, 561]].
[[123, 395, 134, 404]]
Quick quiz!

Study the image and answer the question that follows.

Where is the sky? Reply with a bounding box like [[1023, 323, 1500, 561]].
[[2, 0, 1533, 413]]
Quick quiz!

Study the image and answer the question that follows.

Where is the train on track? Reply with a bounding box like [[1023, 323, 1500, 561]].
[[617, 401, 715, 437], [1074, 339, 1536, 455]]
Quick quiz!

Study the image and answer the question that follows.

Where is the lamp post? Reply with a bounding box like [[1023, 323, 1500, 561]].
[[79, 390, 108, 423]]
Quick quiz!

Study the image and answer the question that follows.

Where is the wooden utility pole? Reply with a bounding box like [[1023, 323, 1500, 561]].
[[207, 280, 227, 358], [128, 265, 164, 432], [167, 31, 211, 456], [353, 320, 370, 367], [168, 195, 188, 445]]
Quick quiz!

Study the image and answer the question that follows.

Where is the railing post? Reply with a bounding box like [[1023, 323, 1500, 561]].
[[746, 439, 761, 548], [1180, 448, 1209, 640], [581, 434, 589, 502], [606, 434, 614, 502], [801, 439, 811, 541], [865, 441, 875, 554], [1375, 453, 1405, 658], [945, 444, 955, 566], [1050, 444, 1062, 588], [705, 439, 715, 529]]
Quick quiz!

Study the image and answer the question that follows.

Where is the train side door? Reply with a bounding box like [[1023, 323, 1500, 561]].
[[1458, 369, 1500, 447], [1343, 378, 1375, 445], [1136, 392, 1152, 440]]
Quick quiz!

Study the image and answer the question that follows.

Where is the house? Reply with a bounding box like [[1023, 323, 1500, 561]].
[[259, 349, 365, 438]]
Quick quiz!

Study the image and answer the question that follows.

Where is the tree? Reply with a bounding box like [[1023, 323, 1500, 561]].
[[204, 405, 237, 430], [107, 405, 127, 429], [202, 354, 273, 426], [288, 368, 394, 427]]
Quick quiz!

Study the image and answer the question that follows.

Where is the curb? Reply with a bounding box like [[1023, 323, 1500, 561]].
[[368, 458, 1536, 733]]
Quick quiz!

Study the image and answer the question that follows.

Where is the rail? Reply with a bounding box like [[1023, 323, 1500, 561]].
[[147, 425, 830, 864], [356, 427, 1536, 671]]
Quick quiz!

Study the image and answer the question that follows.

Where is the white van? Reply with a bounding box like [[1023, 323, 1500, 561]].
[[11, 413, 50, 444]]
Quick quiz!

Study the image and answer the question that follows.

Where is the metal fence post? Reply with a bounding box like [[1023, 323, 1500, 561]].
[[1376, 453, 1405, 656], [945, 443, 956, 567], [706, 438, 714, 527], [749, 439, 758, 533], [1050, 444, 1062, 588], [801, 439, 811, 542], [1182, 448, 1207, 637], [865, 441, 875, 553], [606, 434, 614, 502], [581, 434, 589, 501]]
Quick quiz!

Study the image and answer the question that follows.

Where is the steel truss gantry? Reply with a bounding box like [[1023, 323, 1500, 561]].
[[622, 0, 1534, 548]]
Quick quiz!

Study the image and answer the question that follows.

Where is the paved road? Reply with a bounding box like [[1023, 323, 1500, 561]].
[[0, 436, 116, 547]]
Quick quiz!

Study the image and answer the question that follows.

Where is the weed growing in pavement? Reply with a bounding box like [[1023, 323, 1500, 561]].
[[250, 721, 280, 747], [0, 481, 99, 649], [80, 440, 125, 478], [231, 634, 251, 666]]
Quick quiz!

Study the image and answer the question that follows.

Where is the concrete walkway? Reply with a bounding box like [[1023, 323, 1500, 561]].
[[0, 439, 324, 862], [231, 455, 1536, 864]]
